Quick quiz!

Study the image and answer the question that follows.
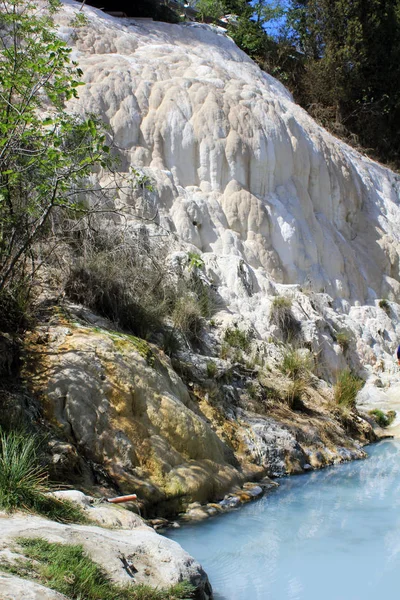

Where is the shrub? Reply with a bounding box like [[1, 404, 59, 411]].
[[0, 430, 84, 522], [270, 296, 301, 342], [2, 537, 195, 600], [66, 228, 213, 344], [246, 382, 259, 400], [196, 0, 224, 23], [0, 282, 33, 333], [0, 0, 112, 294], [66, 251, 166, 339], [224, 327, 252, 352], [160, 329, 180, 357], [187, 252, 204, 270], [368, 409, 396, 428], [334, 370, 364, 409]]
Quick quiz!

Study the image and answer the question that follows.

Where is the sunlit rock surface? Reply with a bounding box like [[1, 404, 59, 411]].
[[23, 312, 374, 504]]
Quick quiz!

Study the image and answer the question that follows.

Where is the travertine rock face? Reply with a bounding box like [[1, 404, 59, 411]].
[[24, 313, 374, 505], [24, 320, 249, 504], [53, 1, 400, 381]]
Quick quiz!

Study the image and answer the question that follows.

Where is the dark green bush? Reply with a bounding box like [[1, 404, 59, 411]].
[[0, 282, 32, 333]]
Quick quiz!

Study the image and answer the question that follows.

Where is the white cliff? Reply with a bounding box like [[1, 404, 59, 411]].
[[55, 4, 400, 382]]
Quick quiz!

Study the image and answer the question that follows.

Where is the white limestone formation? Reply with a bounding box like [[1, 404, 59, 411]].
[[56, 2, 400, 385]]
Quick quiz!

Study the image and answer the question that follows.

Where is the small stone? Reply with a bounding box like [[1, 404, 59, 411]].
[[186, 508, 209, 521], [246, 485, 263, 497], [219, 496, 240, 509], [242, 482, 257, 490], [187, 502, 202, 510], [239, 493, 252, 503], [206, 507, 219, 516]]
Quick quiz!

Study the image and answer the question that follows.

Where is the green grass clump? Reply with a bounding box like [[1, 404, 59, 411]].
[[0, 430, 47, 512], [3, 538, 195, 600], [0, 430, 85, 523], [333, 370, 364, 409], [279, 348, 312, 379], [335, 330, 350, 351], [279, 348, 312, 411], [224, 327, 252, 352], [368, 409, 396, 428]]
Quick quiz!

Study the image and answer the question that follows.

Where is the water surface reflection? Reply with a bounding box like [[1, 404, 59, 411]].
[[166, 440, 400, 600]]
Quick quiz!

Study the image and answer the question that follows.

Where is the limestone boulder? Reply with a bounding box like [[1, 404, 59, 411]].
[[0, 513, 212, 599], [0, 574, 68, 600]]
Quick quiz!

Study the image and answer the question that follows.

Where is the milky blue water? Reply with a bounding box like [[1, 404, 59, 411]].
[[166, 440, 400, 600]]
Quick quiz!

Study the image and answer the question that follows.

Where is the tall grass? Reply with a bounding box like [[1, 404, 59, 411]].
[[335, 330, 350, 351], [279, 348, 312, 411], [171, 296, 203, 341], [279, 348, 312, 379], [3, 537, 195, 600], [270, 296, 301, 342], [334, 370, 364, 409], [0, 430, 47, 511], [0, 430, 84, 522]]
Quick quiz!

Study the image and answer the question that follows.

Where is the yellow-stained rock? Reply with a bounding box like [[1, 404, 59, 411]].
[[23, 320, 253, 504]]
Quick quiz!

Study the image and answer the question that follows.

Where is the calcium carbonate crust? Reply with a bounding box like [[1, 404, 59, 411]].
[[56, 2, 400, 382]]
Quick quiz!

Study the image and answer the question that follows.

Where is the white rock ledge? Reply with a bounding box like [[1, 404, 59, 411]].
[[0, 512, 212, 599]]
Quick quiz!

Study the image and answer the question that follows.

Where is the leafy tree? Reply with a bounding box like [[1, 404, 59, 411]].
[[287, 0, 400, 165], [224, 0, 284, 60], [0, 0, 112, 294], [196, 0, 225, 23]]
